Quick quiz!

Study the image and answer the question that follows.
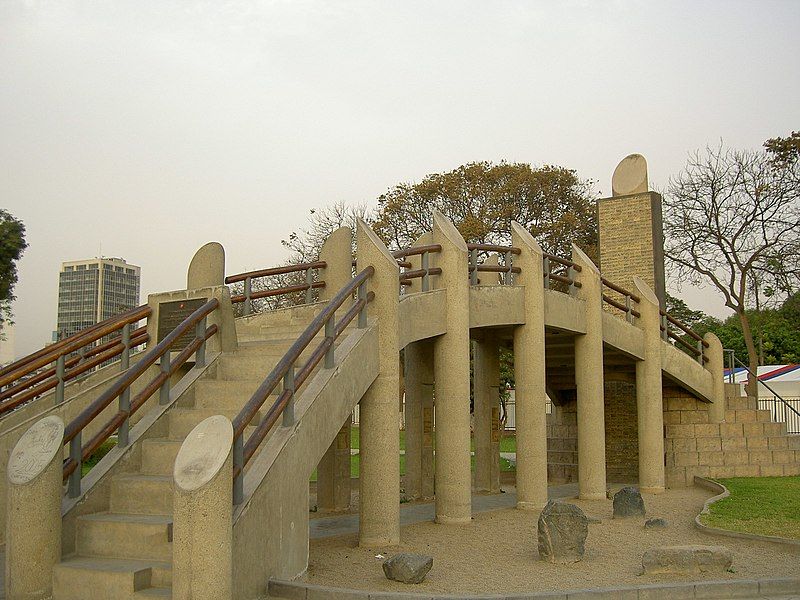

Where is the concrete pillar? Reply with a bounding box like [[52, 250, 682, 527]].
[[173, 415, 233, 600], [432, 210, 472, 524], [187, 242, 226, 289], [6, 416, 64, 600], [511, 222, 549, 509], [404, 340, 435, 499], [356, 220, 401, 546], [317, 227, 354, 511], [473, 336, 500, 493], [633, 277, 665, 494], [704, 333, 726, 424], [572, 244, 607, 500]]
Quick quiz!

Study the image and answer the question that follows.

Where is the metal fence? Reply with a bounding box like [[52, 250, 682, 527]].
[[757, 397, 800, 435]]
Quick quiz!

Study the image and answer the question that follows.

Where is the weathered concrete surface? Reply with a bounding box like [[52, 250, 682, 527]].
[[398, 290, 446, 349], [6, 416, 64, 600], [705, 332, 726, 424], [404, 339, 434, 500], [187, 241, 225, 289], [173, 415, 233, 600], [641, 545, 733, 575], [472, 336, 500, 494]]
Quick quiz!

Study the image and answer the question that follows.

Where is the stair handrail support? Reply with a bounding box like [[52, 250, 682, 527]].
[[726, 351, 800, 421]]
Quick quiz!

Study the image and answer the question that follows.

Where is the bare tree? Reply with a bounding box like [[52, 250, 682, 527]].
[[664, 141, 800, 396]]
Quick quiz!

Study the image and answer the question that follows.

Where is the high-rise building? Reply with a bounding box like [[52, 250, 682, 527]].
[[55, 257, 141, 340]]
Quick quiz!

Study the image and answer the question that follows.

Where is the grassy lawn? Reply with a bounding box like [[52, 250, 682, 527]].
[[701, 476, 800, 539], [349, 427, 517, 454], [80, 439, 117, 477]]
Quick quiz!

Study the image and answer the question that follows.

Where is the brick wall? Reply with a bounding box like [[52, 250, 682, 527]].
[[604, 376, 639, 482]]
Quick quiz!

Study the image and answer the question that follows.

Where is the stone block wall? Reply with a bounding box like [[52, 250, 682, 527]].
[[663, 386, 800, 487], [546, 400, 577, 483], [603, 377, 639, 483]]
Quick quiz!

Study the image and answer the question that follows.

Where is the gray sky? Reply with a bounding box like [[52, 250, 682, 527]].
[[2, 1, 798, 357]]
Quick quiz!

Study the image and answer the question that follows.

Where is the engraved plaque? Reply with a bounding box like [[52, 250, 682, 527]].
[[491, 406, 501, 444], [8, 416, 64, 485], [336, 426, 350, 451], [423, 407, 433, 446], [157, 298, 207, 351]]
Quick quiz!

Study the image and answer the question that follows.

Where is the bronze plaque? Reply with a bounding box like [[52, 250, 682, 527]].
[[157, 298, 208, 351]]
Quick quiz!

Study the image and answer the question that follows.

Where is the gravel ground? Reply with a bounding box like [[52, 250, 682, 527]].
[[304, 486, 800, 595]]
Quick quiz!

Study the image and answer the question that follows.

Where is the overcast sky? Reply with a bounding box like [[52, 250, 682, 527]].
[[2, 1, 798, 357]]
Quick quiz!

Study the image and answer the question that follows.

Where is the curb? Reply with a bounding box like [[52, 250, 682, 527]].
[[269, 577, 800, 600], [693, 476, 800, 548]]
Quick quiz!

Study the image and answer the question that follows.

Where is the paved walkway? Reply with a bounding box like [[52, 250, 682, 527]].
[[310, 483, 576, 539]]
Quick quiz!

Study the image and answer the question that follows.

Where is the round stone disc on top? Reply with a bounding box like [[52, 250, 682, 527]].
[[611, 154, 648, 196]]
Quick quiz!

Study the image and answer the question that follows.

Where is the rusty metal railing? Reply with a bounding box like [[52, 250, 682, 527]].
[[394, 244, 442, 291], [600, 277, 641, 324], [542, 253, 582, 292], [467, 243, 521, 286], [226, 261, 327, 316], [660, 310, 709, 363]]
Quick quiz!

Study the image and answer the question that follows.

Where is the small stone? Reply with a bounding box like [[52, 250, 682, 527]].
[[642, 545, 733, 575], [587, 516, 602, 524], [645, 517, 668, 529], [537, 500, 588, 563], [613, 486, 645, 518], [382, 553, 433, 584]]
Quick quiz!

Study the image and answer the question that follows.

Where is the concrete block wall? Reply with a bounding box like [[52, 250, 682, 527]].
[[663, 386, 800, 487]]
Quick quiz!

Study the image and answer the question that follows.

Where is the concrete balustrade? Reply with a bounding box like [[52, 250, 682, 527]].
[[5, 416, 64, 600], [432, 210, 472, 524], [316, 226, 355, 511], [572, 244, 608, 500], [173, 415, 234, 600], [356, 219, 401, 545], [633, 276, 665, 494], [704, 332, 726, 424]]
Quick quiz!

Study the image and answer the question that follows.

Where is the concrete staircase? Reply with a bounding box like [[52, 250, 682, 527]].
[[52, 319, 335, 600]]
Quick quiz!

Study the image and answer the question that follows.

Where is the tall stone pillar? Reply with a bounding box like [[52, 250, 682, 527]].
[[404, 340, 435, 499], [432, 210, 472, 524], [473, 336, 501, 493], [316, 227, 354, 511], [633, 277, 665, 494], [173, 416, 233, 600], [598, 154, 666, 308], [704, 333, 726, 424], [356, 220, 401, 546], [6, 416, 64, 600], [511, 222, 549, 509], [572, 245, 607, 500]]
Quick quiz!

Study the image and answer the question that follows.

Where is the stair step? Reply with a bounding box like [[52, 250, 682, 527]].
[[77, 513, 172, 561], [168, 407, 261, 440], [194, 379, 267, 408], [141, 438, 183, 476], [134, 587, 172, 598], [111, 474, 173, 515], [53, 557, 170, 600]]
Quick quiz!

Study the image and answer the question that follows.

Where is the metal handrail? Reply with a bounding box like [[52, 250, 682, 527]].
[[542, 254, 581, 292], [232, 267, 375, 504], [224, 261, 327, 284], [226, 260, 328, 316], [61, 298, 220, 498], [600, 277, 641, 323], [395, 244, 442, 293], [392, 244, 442, 259], [467, 244, 520, 286], [726, 351, 800, 420]]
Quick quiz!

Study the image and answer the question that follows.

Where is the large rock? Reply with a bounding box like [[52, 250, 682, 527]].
[[613, 486, 645, 518], [537, 500, 588, 563], [382, 553, 433, 584], [642, 545, 733, 575]]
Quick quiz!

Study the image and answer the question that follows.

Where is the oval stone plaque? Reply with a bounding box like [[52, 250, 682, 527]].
[[174, 415, 233, 492], [8, 415, 64, 485], [612, 154, 648, 196]]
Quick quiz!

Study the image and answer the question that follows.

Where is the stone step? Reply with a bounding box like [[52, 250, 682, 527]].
[[134, 587, 172, 598], [141, 438, 183, 476], [193, 378, 267, 408], [76, 513, 172, 561], [111, 474, 173, 515], [168, 407, 261, 440], [724, 408, 773, 423], [53, 557, 170, 600]]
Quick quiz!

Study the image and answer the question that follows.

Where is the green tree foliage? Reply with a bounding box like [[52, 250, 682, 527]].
[[372, 161, 598, 258], [0, 210, 27, 327]]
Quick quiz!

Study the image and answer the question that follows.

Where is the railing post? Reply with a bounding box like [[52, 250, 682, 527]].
[[422, 251, 430, 292], [244, 276, 252, 316], [469, 248, 478, 285], [119, 384, 131, 447], [121, 322, 131, 371], [160, 350, 171, 405], [233, 434, 244, 505], [283, 365, 295, 426], [195, 316, 207, 367], [543, 256, 550, 289], [661, 313, 669, 341], [358, 282, 367, 328], [305, 267, 314, 304], [324, 312, 335, 368], [568, 265, 576, 296], [696, 339, 704, 365], [625, 294, 633, 324], [504, 250, 513, 285], [55, 354, 66, 405], [68, 431, 82, 498]]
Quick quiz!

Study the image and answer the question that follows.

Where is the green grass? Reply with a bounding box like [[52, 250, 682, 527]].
[[80, 439, 117, 477], [701, 476, 800, 539]]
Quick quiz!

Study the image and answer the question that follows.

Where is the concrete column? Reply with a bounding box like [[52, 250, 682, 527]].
[[473, 336, 501, 493], [704, 333, 726, 424], [173, 416, 233, 600], [572, 245, 607, 500], [633, 277, 665, 494], [404, 340, 435, 499], [356, 220, 401, 546], [511, 222, 549, 509], [6, 416, 64, 600], [432, 210, 472, 524], [317, 227, 354, 511], [187, 241, 226, 289]]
